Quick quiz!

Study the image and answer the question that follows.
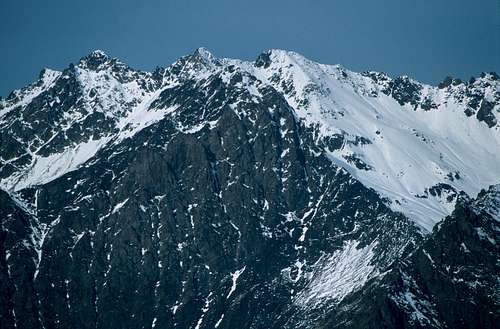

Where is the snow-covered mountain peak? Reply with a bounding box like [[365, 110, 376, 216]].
[[260, 49, 308, 63], [89, 49, 108, 57], [1, 49, 499, 232], [0, 51, 166, 192], [75, 50, 151, 86], [78, 49, 112, 69], [167, 47, 222, 80], [191, 47, 218, 65], [0, 67, 61, 118], [230, 51, 500, 230]]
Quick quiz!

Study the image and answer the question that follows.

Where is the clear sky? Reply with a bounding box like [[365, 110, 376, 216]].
[[1, 0, 498, 97]]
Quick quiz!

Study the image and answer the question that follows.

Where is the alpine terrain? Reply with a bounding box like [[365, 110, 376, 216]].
[[1, 48, 499, 329]]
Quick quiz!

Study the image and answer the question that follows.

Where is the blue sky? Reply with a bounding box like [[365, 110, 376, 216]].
[[1, 0, 498, 96]]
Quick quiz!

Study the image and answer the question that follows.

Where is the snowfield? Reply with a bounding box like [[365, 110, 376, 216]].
[[233, 50, 500, 231]]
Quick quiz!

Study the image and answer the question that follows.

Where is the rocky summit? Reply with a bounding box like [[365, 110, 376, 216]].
[[0, 48, 499, 329]]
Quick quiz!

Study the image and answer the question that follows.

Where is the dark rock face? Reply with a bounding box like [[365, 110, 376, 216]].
[[317, 186, 500, 329], [0, 70, 418, 329], [438, 76, 462, 89], [0, 49, 499, 329], [0, 190, 40, 329], [402, 198, 499, 328], [477, 100, 497, 128], [255, 51, 272, 69], [386, 76, 423, 107]]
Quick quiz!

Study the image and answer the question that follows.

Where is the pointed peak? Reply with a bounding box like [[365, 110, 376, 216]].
[[83, 49, 109, 61], [189, 47, 219, 66], [91, 49, 108, 57], [168, 47, 220, 76], [193, 47, 213, 58], [78, 49, 112, 70]]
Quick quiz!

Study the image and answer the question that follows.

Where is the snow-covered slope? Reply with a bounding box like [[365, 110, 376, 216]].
[[0, 51, 169, 191], [230, 50, 500, 231], [1, 48, 499, 231]]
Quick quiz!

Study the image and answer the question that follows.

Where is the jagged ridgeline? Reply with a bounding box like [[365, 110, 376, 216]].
[[0, 48, 499, 329]]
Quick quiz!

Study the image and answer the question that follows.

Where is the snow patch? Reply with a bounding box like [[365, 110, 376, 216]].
[[295, 240, 377, 307], [112, 198, 129, 214], [0, 69, 61, 118], [1, 137, 110, 191], [226, 266, 246, 299]]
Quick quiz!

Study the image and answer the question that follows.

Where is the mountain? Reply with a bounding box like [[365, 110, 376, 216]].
[[0, 48, 498, 329]]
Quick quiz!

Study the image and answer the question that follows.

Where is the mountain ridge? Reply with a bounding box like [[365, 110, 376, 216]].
[[0, 47, 499, 329], [1, 48, 498, 230]]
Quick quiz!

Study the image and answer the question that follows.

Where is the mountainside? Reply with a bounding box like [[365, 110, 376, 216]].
[[0, 48, 499, 329]]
